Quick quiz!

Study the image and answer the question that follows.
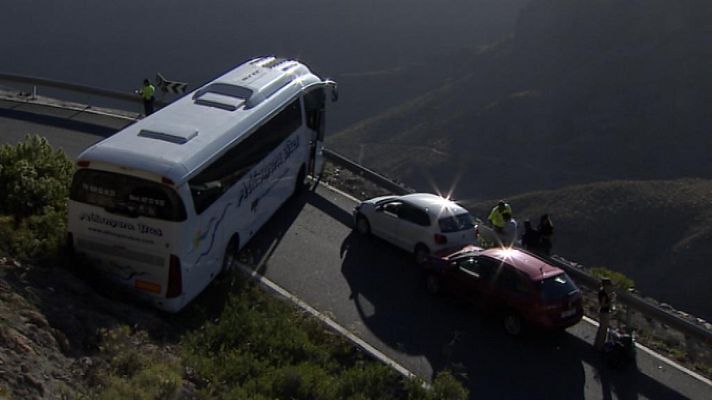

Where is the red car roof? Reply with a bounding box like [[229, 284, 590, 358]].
[[482, 248, 562, 280]]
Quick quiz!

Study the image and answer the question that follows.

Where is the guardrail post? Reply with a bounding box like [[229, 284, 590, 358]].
[[32, 85, 37, 100]]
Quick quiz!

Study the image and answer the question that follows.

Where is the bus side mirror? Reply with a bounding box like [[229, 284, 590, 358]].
[[325, 80, 338, 102]]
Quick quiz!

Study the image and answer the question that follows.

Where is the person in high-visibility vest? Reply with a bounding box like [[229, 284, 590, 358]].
[[137, 79, 156, 116], [487, 200, 512, 232]]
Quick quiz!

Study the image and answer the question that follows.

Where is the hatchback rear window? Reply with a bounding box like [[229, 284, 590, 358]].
[[70, 169, 187, 221], [438, 212, 475, 233], [538, 273, 578, 303]]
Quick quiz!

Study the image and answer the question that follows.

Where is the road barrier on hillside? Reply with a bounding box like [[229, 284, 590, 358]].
[[548, 256, 712, 345], [1, 72, 710, 347], [0, 72, 167, 108], [323, 149, 413, 195]]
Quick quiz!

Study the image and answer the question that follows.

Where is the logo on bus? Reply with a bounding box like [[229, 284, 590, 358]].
[[237, 136, 300, 209], [80, 212, 163, 237]]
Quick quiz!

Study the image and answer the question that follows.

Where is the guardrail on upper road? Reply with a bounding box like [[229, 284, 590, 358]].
[[0, 72, 167, 108], [1, 72, 710, 347]]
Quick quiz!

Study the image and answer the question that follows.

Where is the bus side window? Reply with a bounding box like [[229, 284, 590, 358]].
[[189, 98, 302, 214]]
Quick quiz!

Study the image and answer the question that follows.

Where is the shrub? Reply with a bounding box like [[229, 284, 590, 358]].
[[94, 326, 182, 400], [591, 267, 635, 290], [0, 135, 73, 261], [0, 134, 74, 221], [431, 370, 469, 400], [181, 283, 468, 399], [0, 204, 67, 262]]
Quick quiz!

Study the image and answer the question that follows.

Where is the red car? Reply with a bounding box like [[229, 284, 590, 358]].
[[425, 245, 583, 335]]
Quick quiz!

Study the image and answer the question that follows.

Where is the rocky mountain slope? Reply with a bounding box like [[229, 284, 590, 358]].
[[328, 0, 712, 200]]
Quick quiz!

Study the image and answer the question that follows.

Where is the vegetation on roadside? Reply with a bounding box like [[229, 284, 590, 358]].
[[84, 280, 468, 399], [0, 134, 73, 262], [178, 280, 466, 399], [591, 267, 635, 291]]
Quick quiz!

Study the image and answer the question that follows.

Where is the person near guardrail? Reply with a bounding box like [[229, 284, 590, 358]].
[[595, 278, 615, 350], [500, 212, 518, 246], [488, 200, 512, 233], [537, 214, 554, 255], [136, 78, 156, 116], [521, 219, 541, 252]]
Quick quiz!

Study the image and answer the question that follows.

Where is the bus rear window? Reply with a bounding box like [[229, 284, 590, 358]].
[[70, 169, 187, 221]]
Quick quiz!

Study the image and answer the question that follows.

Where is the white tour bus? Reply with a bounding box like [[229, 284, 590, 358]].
[[67, 57, 337, 312]]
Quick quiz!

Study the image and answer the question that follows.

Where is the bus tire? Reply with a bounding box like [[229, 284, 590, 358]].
[[293, 165, 307, 196], [221, 235, 240, 274]]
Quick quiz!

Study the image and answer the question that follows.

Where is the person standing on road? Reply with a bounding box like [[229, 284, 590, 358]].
[[488, 200, 512, 233], [538, 214, 554, 255], [500, 212, 518, 246], [594, 278, 615, 350], [137, 79, 156, 116], [521, 219, 541, 252]]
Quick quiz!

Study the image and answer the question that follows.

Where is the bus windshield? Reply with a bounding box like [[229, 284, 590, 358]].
[[70, 169, 187, 221]]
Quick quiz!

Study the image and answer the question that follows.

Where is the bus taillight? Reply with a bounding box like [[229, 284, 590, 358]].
[[166, 255, 182, 298]]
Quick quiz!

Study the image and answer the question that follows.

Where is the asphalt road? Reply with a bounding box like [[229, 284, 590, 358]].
[[0, 96, 710, 400]]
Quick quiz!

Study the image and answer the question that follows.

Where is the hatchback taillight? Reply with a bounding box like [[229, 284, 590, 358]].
[[166, 255, 182, 298], [434, 233, 447, 245]]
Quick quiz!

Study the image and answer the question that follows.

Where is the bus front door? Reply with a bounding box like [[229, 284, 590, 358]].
[[304, 88, 326, 180]]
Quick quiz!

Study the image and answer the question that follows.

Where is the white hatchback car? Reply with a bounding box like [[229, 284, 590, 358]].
[[353, 193, 478, 263]]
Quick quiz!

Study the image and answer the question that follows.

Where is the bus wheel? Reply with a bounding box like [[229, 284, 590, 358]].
[[293, 166, 307, 196], [222, 236, 240, 274]]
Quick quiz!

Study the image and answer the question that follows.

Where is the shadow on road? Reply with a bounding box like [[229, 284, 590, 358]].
[[339, 230, 691, 400], [0, 106, 127, 138]]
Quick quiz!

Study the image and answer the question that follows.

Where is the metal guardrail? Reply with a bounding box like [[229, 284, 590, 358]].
[[0, 72, 167, 107], [1, 72, 710, 346], [323, 149, 413, 195], [548, 256, 712, 344]]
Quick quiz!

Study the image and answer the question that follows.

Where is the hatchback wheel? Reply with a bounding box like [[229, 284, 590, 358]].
[[414, 244, 430, 265], [504, 313, 524, 336], [355, 214, 371, 235], [426, 274, 440, 295]]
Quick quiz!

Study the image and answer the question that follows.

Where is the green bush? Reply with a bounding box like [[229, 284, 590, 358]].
[[94, 326, 182, 400], [591, 267, 635, 290], [0, 203, 67, 262], [181, 283, 466, 399], [0, 135, 73, 261], [431, 370, 469, 400], [0, 134, 74, 220]]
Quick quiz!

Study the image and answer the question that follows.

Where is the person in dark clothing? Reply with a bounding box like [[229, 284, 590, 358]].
[[537, 214, 554, 255], [521, 220, 541, 253], [595, 278, 615, 350]]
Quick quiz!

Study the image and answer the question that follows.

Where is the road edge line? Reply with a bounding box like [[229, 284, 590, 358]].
[[234, 261, 425, 385]]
